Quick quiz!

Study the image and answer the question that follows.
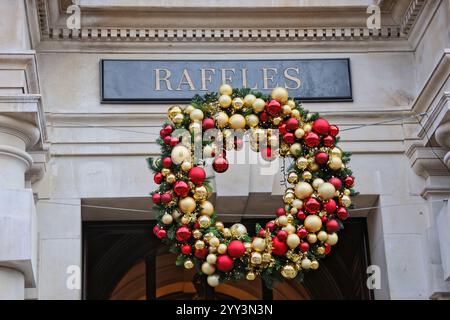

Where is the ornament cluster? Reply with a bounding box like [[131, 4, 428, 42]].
[[149, 85, 356, 288]]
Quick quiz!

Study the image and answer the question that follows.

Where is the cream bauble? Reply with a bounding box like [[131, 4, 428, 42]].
[[207, 274, 220, 287], [286, 234, 301, 249], [217, 243, 227, 254], [244, 94, 256, 107], [201, 262, 216, 275], [181, 161, 192, 172], [206, 254, 217, 265], [277, 215, 288, 227], [291, 109, 300, 119], [289, 143, 302, 157], [307, 233, 317, 244], [219, 84, 233, 95], [271, 87, 289, 103], [292, 199, 303, 209], [246, 114, 259, 127], [329, 157, 343, 171], [317, 231, 328, 242], [304, 214, 322, 233], [294, 182, 314, 200], [161, 213, 173, 225], [229, 114, 246, 129], [200, 201, 214, 216], [209, 237, 220, 247], [301, 258, 312, 270], [310, 260, 319, 270], [318, 182, 336, 200], [283, 223, 296, 235], [295, 128, 305, 139], [312, 178, 325, 190], [190, 109, 204, 121], [230, 223, 247, 237], [184, 259, 194, 269], [215, 112, 229, 128], [179, 197, 196, 214], [326, 233, 339, 246], [219, 95, 232, 108], [252, 98, 266, 113], [171, 145, 191, 165], [287, 100, 296, 108], [252, 237, 266, 252]]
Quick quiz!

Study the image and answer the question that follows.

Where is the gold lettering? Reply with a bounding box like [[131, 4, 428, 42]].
[[241, 68, 258, 89], [200, 69, 215, 91], [176, 69, 196, 91], [155, 69, 173, 91], [221, 68, 235, 85], [283, 67, 301, 89], [262, 68, 278, 90]]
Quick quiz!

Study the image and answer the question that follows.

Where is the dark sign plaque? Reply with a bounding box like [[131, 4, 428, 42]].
[[101, 59, 352, 103]]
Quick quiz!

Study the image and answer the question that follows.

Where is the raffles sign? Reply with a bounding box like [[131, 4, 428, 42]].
[[101, 59, 352, 103]]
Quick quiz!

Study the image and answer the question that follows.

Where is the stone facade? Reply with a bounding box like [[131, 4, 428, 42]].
[[0, 0, 449, 300]]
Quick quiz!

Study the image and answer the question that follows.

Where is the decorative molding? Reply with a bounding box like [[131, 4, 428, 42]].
[[401, 0, 426, 34]]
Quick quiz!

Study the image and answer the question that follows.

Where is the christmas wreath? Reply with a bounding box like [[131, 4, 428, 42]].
[[148, 85, 356, 288]]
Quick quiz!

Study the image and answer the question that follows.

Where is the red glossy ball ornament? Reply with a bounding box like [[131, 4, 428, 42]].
[[304, 132, 320, 147], [152, 193, 161, 204], [266, 99, 282, 116], [181, 244, 191, 255], [323, 135, 334, 147], [329, 125, 339, 137], [321, 216, 328, 223], [286, 118, 299, 131], [259, 229, 266, 237], [216, 255, 234, 272], [305, 198, 321, 214], [163, 157, 172, 168], [227, 240, 246, 258], [326, 219, 340, 233], [300, 242, 310, 253], [312, 118, 330, 135], [161, 193, 172, 204], [154, 172, 163, 184], [173, 181, 189, 197], [153, 225, 160, 235], [163, 125, 173, 135], [259, 112, 269, 123], [272, 237, 288, 256], [329, 177, 342, 190], [337, 207, 349, 220], [176, 226, 191, 242], [189, 167, 206, 186], [297, 228, 308, 238], [315, 152, 329, 165], [202, 118, 215, 130], [160, 129, 166, 138], [277, 230, 288, 242], [276, 208, 286, 217], [195, 248, 208, 260], [163, 135, 172, 145], [324, 243, 331, 254], [234, 138, 243, 151], [283, 133, 295, 144], [213, 156, 229, 173], [157, 229, 167, 239], [278, 123, 287, 135], [261, 147, 276, 161], [170, 137, 179, 147], [265, 221, 275, 231], [297, 210, 306, 220], [345, 176, 355, 187], [324, 199, 337, 214]]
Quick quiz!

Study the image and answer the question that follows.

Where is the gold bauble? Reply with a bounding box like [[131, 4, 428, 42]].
[[190, 109, 204, 121], [217, 243, 227, 254], [219, 84, 233, 95], [184, 105, 195, 114], [243, 94, 256, 107], [161, 213, 173, 225], [232, 97, 244, 110], [215, 221, 224, 231], [291, 109, 301, 119], [215, 112, 229, 128], [316, 246, 325, 255], [272, 117, 282, 126], [209, 237, 220, 247], [209, 245, 217, 253], [310, 260, 319, 270], [246, 271, 256, 281], [307, 233, 317, 244], [331, 147, 343, 158], [181, 216, 190, 225], [246, 114, 259, 127], [304, 215, 322, 233], [301, 258, 312, 270], [193, 229, 203, 239], [198, 215, 211, 228], [302, 171, 312, 181], [250, 252, 262, 265], [326, 233, 338, 246], [271, 87, 289, 103], [308, 162, 319, 172], [252, 98, 266, 113], [343, 189, 351, 196], [282, 105, 292, 115], [318, 182, 336, 200], [286, 234, 301, 249], [200, 201, 214, 216], [294, 128, 305, 139], [290, 207, 298, 215], [262, 253, 272, 263], [219, 95, 232, 108], [161, 168, 171, 177], [204, 232, 214, 242], [179, 197, 196, 214], [341, 195, 352, 207], [294, 182, 314, 200], [168, 106, 182, 120], [277, 215, 288, 227], [181, 161, 192, 172], [207, 274, 220, 287], [296, 157, 308, 170], [317, 231, 329, 242], [287, 172, 299, 184], [283, 192, 295, 204], [289, 143, 302, 157], [329, 157, 343, 171], [244, 242, 252, 252], [171, 145, 191, 165], [252, 237, 266, 252], [303, 123, 312, 133], [287, 100, 296, 108], [230, 223, 248, 237], [229, 114, 246, 129], [172, 113, 184, 124], [283, 223, 296, 234], [194, 186, 208, 201], [292, 199, 303, 209], [206, 254, 217, 265], [222, 228, 231, 239], [201, 262, 216, 275], [166, 174, 176, 184], [195, 240, 205, 250], [281, 264, 298, 279], [184, 259, 194, 269], [312, 178, 325, 190]]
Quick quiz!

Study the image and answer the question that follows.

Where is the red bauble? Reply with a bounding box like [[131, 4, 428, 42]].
[[213, 156, 229, 173], [286, 118, 299, 131], [161, 193, 172, 204], [305, 197, 321, 214], [324, 243, 331, 254], [261, 147, 276, 161], [329, 125, 339, 137], [304, 132, 320, 147], [272, 237, 288, 256], [326, 219, 340, 233], [323, 135, 334, 147], [154, 172, 163, 184], [227, 240, 246, 258], [276, 207, 286, 217], [297, 228, 308, 238], [266, 99, 282, 116], [163, 135, 172, 145], [278, 123, 287, 136], [163, 157, 172, 168], [324, 199, 337, 214], [202, 118, 215, 130], [312, 118, 330, 135], [315, 152, 329, 165], [216, 255, 234, 272], [329, 177, 342, 190], [173, 181, 189, 197], [259, 229, 266, 237], [337, 207, 349, 220], [163, 125, 173, 135], [265, 221, 275, 231], [259, 112, 269, 123], [160, 129, 166, 138], [170, 137, 179, 147], [345, 176, 355, 187], [181, 244, 191, 255], [300, 242, 310, 253], [297, 210, 306, 220], [321, 216, 328, 223], [277, 230, 288, 242], [157, 229, 167, 239], [283, 133, 295, 144], [195, 248, 208, 260], [153, 225, 160, 235], [152, 193, 161, 204], [189, 167, 206, 186], [176, 226, 191, 242]]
